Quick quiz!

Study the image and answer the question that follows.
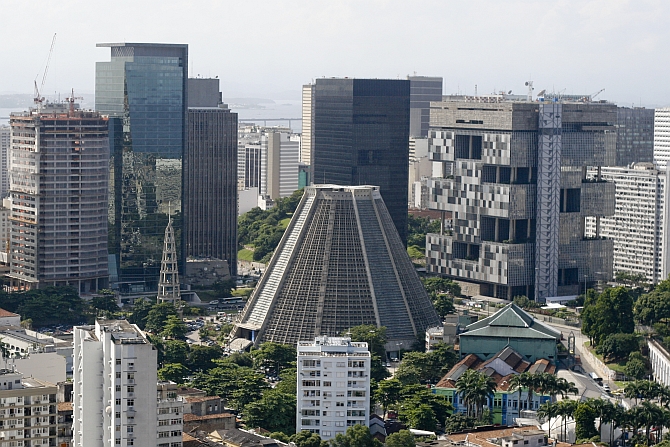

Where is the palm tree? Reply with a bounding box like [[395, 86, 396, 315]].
[[538, 402, 560, 441], [555, 377, 579, 399], [555, 399, 578, 442], [455, 369, 496, 420], [509, 372, 536, 412], [639, 401, 663, 443], [624, 381, 642, 406]]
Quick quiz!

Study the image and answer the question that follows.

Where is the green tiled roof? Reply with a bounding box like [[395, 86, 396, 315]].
[[460, 303, 561, 340]]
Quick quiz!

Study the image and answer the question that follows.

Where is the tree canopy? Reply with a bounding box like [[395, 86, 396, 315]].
[[581, 287, 635, 346], [238, 189, 305, 262]]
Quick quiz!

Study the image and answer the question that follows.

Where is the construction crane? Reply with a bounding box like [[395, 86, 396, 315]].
[[65, 88, 83, 116], [33, 33, 57, 109], [591, 88, 605, 101]]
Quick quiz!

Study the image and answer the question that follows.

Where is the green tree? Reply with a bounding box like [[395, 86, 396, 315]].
[[596, 333, 639, 362], [421, 277, 461, 296], [145, 302, 179, 332], [330, 424, 382, 447], [395, 344, 457, 384], [192, 363, 268, 410], [538, 402, 560, 440], [160, 315, 188, 340], [162, 340, 190, 365], [443, 413, 476, 434], [407, 214, 440, 249], [187, 345, 223, 371], [574, 403, 599, 441], [252, 342, 296, 374], [158, 363, 190, 383], [128, 298, 154, 329], [243, 389, 296, 434], [635, 277, 670, 327], [397, 384, 452, 429], [290, 431, 325, 447], [270, 433, 291, 443], [12, 286, 87, 326], [385, 430, 416, 447], [624, 358, 646, 380], [90, 293, 119, 313], [455, 369, 496, 420], [374, 379, 403, 418], [581, 287, 635, 346], [274, 368, 297, 396], [398, 403, 437, 431], [432, 294, 455, 318]]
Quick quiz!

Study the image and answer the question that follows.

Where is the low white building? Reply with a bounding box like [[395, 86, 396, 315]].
[[0, 308, 20, 327], [73, 319, 183, 447], [649, 338, 670, 388], [425, 315, 459, 350], [296, 337, 370, 440]]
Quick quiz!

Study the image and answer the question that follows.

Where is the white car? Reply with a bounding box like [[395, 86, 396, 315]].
[[603, 384, 611, 393]]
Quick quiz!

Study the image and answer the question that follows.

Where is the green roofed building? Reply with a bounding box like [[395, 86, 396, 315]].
[[459, 303, 561, 364]]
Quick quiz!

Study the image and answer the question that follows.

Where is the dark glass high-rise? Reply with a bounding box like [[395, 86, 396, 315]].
[[312, 78, 411, 243], [96, 42, 188, 293]]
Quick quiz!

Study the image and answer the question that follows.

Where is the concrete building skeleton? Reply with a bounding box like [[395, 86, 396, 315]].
[[232, 185, 440, 351], [8, 105, 109, 292], [426, 98, 615, 301]]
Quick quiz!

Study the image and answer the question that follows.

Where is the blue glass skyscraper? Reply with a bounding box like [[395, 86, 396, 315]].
[[96, 43, 188, 293]]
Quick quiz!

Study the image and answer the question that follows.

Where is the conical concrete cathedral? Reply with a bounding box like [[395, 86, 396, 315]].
[[233, 185, 440, 349]]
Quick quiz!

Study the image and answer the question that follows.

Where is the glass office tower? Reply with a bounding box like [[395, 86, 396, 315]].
[[96, 43, 188, 293], [312, 79, 411, 243]]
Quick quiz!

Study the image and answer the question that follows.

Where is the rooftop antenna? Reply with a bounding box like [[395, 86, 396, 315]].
[[474, 84, 478, 96], [525, 80, 534, 101]]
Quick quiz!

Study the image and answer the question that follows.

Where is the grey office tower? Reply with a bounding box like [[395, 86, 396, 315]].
[[185, 78, 238, 276], [312, 78, 411, 243]]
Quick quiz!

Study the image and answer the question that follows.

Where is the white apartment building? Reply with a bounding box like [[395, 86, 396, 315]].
[[237, 126, 300, 204], [263, 132, 300, 200], [301, 84, 314, 165], [73, 320, 183, 447], [655, 108, 670, 170], [0, 368, 57, 447], [585, 163, 670, 284], [0, 198, 10, 265], [296, 337, 370, 441], [0, 126, 9, 199]]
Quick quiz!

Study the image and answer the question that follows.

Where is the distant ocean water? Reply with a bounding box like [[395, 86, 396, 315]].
[[2, 101, 304, 132], [231, 99, 302, 133]]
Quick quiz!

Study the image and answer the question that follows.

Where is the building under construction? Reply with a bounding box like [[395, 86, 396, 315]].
[[8, 103, 109, 292], [231, 185, 440, 351]]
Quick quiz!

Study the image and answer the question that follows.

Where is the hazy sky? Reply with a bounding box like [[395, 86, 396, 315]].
[[2, 0, 668, 106]]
